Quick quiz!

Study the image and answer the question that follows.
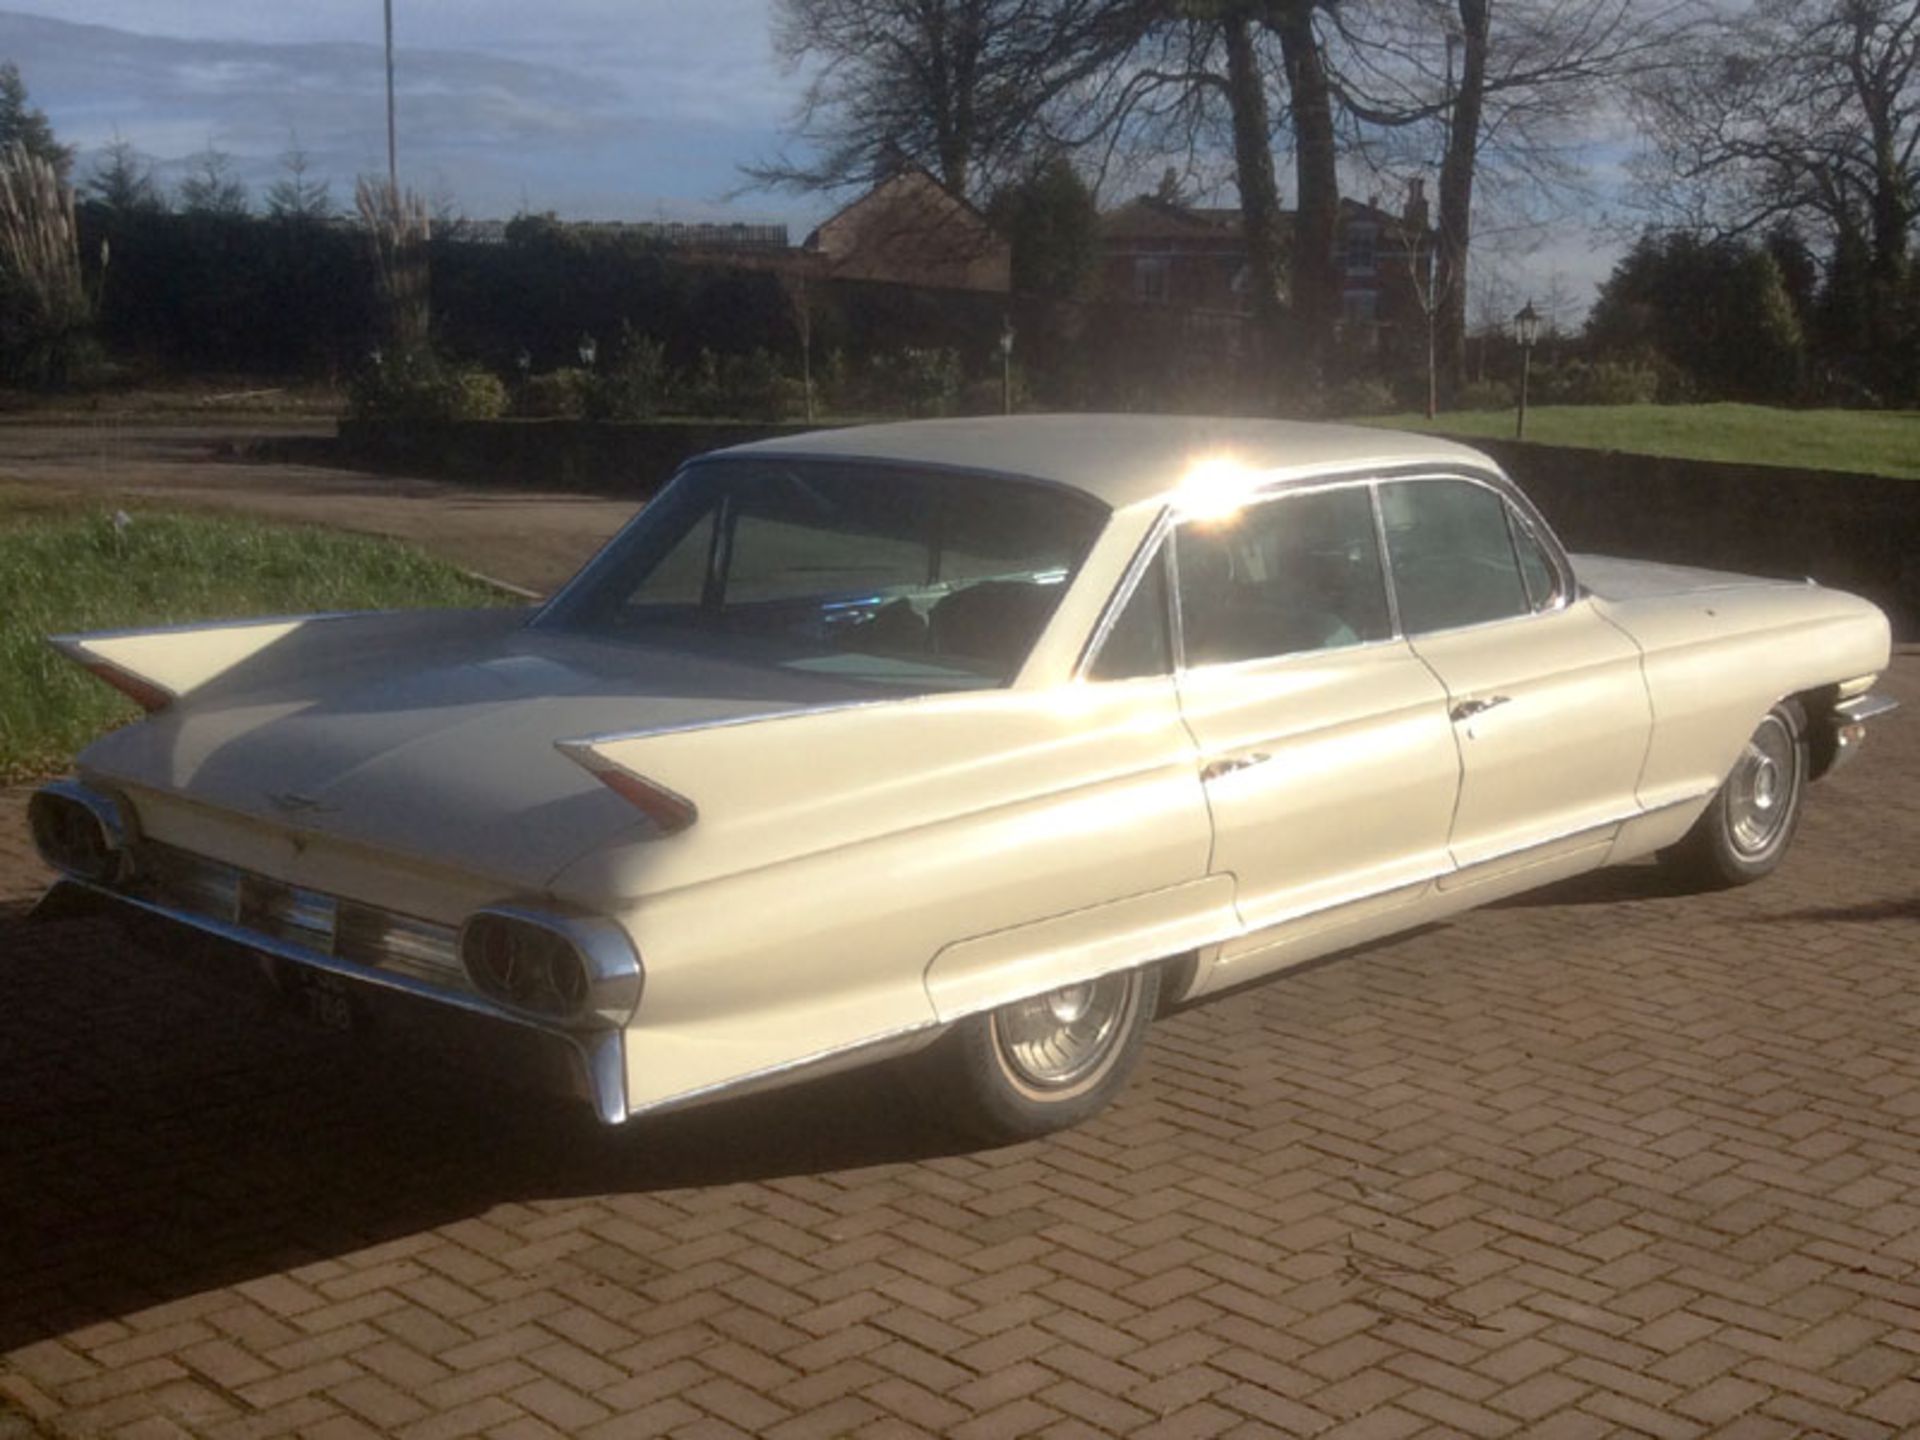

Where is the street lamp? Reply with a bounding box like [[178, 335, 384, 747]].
[[578, 334, 597, 370], [1513, 300, 1541, 440], [999, 318, 1015, 416]]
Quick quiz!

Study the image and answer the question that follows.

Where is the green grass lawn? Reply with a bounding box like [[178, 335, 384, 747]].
[[1, 507, 509, 782], [1361, 403, 1920, 481]]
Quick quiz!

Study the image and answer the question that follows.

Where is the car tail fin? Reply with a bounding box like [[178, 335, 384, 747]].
[[50, 618, 315, 710], [554, 738, 699, 834]]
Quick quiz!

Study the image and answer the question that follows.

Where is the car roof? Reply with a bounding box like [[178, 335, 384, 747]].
[[714, 414, 1500, 511]]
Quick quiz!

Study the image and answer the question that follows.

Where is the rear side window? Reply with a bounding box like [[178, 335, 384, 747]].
[[1088, 547, 1171, 681], [1176, 485, 1392, 666], [1379, 479, 1532, 634]]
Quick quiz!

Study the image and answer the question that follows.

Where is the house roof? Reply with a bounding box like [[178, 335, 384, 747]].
[[804, 165, 998, 250], [1100, 193, 1431, 242], [713, 414, 1494, 513]]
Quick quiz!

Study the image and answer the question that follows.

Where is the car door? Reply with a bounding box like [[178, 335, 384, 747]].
[[1377, 475, 1653, 875], [1167, 480, 1462, 936]]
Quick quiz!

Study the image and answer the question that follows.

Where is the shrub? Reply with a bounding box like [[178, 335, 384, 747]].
[[514, 367, 592, 418], [1453, 378, 1515, 411], [866, 347, 962, 417], [348, 349, 508, 421], [585, 328, 669, 421], [681, 346, 790, 421], [1325, 377, 1397, 418], [1532, 359, 1659, 406]]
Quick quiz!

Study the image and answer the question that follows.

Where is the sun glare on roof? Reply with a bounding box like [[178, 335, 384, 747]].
[[1175, 453, 1266, 524]]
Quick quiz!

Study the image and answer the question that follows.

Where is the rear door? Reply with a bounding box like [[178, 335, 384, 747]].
[[1378, 475, 1652, 874], [1167, 481, 1461, 934]]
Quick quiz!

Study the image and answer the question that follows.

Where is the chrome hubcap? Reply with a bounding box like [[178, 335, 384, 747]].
[[994, 973, 1134, 1089], [1727, 715, 1797, 857]]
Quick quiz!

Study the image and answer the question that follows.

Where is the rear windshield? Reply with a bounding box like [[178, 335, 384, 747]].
[[536, 458, 1107, 688]]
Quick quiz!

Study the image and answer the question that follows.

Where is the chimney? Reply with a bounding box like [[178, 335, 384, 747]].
[[1403, 177, 1429, 232]]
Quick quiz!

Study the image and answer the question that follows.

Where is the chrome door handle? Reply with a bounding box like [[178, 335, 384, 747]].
[[1202, 752, 1271, 782], [1450, 695, 1511, 723]]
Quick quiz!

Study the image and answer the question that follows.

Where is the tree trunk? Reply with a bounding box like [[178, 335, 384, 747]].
[[1222, 9, 1287, 385], [1270, 0, 1338, 386], [1435, 0, 1488, 399]]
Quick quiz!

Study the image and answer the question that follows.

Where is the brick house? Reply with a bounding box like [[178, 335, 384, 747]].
[[1097, 181, 1436, 353], [805, 168, 1012, 294]]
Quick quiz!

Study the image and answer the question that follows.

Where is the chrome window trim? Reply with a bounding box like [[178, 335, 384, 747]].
[[1368, 480, 1404, 638]]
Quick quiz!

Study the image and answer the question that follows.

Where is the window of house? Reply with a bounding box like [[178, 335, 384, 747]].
[[1134, 255, 1170, 303], [1341, 290, 1380, 326], [1345, 224, 1378, 275], [1175, 486, 1392, 667]]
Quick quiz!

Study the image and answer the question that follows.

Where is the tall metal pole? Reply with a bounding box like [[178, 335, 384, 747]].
[[1516, 341, 1531, 439], [384, 0, 399, 201]]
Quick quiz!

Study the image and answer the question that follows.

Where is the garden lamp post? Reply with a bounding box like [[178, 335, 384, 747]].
[[516, 348, 532, 382], [579, 334, 597, 370], [999, 318, 1015, 416], [1513, 300, 1541, 440]]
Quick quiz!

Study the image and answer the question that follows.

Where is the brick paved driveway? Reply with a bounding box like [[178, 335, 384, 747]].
[[3, 658, 1918, 1440]]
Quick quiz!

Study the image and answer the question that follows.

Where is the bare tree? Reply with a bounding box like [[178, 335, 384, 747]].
[[1633, 0, 1917, 286], [1326, 0, 1686, 394], [1269, 0, 1341, 377], [751, 0, 1151, 200]]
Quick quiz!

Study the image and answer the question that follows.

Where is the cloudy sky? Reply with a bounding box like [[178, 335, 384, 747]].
[[0, 1, 818, 228], [1, 1, 1617, 310]]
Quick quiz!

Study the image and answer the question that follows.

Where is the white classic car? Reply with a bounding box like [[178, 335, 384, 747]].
[[28, 416, 1898, 1140]]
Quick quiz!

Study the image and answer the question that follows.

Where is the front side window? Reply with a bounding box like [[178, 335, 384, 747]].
[[538, 459, 1105, 688], [1379, 478, 1533, 634], [1176, 485, 1392, 667], [1509, 511, 1563, 610]]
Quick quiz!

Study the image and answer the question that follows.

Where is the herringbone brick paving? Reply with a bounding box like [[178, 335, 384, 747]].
[[2, 656, 1916, 1440]]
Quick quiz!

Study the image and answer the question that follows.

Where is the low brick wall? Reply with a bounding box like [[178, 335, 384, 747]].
[[1473, 439, 1920, 640], [329, 419, 1920, 639], [333, 418, 814, 498]]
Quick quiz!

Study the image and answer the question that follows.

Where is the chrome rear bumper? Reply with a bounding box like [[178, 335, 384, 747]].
[[31, 877, 630, 1123]]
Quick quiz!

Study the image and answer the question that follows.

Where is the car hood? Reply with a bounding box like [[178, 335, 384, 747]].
[[79, 624, 895, 889]]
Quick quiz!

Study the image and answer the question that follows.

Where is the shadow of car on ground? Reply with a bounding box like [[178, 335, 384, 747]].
[[0, 911, 981, 1355]]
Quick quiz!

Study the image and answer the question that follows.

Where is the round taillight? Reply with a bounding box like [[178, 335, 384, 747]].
[[28, 785, 131, 884], [462, 912, 591, 1019]]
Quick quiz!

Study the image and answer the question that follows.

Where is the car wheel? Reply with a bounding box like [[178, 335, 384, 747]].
[[1670, 700, 1808, 888], [920, 965, 1160, 1143]]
